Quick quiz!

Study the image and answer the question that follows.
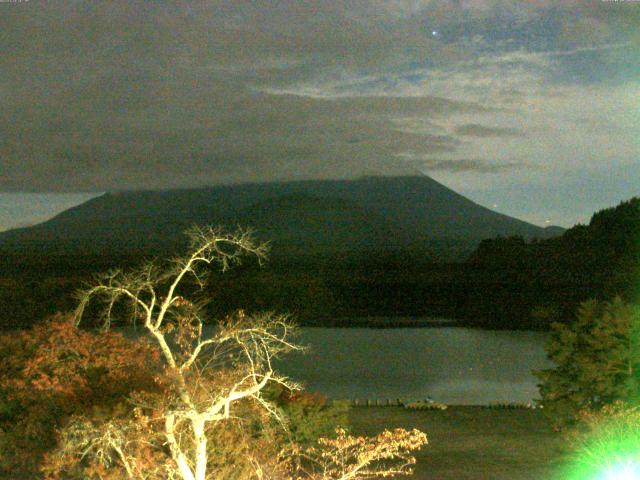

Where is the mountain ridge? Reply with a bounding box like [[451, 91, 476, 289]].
[[0, 175, 563, 259]]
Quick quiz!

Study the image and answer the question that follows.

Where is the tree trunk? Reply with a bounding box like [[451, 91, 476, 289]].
[[193, 417, 208, 480], [165, 414, 197, 480]]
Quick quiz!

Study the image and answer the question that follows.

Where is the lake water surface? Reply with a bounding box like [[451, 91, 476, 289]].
[[273, 327, 551, 405]]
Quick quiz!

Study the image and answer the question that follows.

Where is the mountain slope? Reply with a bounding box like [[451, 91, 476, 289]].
[[0, 175, 562, 257]]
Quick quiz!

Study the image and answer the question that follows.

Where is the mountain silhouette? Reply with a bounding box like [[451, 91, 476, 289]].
[[0, 175, 563, 259]]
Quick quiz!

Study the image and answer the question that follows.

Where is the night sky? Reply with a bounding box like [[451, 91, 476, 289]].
[[1, 1, 639, 231]]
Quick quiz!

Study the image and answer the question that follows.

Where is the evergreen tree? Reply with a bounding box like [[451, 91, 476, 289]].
[[535, 297, 640, 429]]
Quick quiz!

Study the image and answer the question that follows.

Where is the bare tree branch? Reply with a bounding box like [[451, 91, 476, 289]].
[[70, 227, 300, 480], [64, 226, 427, 480]]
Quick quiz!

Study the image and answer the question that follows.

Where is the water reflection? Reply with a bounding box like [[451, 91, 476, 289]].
[[273, 327, 551, 405]]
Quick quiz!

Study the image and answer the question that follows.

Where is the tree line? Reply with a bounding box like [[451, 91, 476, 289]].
[[0, 197, 637, 330]]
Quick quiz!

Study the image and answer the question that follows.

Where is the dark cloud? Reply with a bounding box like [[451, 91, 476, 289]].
[[0, 1, 504, 191], [573, 2, 640, 45], [0, 82, 486, 190], [0, 0, 635, 218], [454, 124, 524, 137], [419, 158, 525, 173]]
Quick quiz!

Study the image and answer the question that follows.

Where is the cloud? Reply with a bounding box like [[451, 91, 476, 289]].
[[0, 0, 637, 231], [397, 153, 525, 173], [0, 79, 489, 191], [454, 124, 523, 137], [1, 1, 512, 192]]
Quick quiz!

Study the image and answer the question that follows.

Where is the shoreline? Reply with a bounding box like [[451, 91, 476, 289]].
[[299, 316, 549, 331], [301, 316, 462, 328]]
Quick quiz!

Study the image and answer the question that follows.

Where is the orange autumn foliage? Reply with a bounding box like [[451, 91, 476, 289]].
[[0, 313, 428, 480], [303, 428, 428, 480], [0, 313, 161, 476]]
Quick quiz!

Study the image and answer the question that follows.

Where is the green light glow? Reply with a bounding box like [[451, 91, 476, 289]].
[[556, 404, 640, 480], [602, 460, 640, 480], [561, 454, 640, 480]]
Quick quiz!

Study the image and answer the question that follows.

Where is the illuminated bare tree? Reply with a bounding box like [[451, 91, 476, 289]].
[[61, 226, 428, 480], [72, 226, 302, 480]]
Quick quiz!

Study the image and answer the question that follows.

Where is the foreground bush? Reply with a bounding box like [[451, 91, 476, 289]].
[[0, 314, 160, 477], [303, 427, 428, 480], [273, 387, 351, 447]]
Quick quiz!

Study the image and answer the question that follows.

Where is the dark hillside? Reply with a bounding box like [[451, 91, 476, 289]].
[[0, 175, 572, 330], [0, 175, 558, 258], [468, 197, 640, 326]]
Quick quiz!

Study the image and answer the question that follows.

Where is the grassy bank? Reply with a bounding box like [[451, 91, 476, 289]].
[[348, 406, 566, 480]]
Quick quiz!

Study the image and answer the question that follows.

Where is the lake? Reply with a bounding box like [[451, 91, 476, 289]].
[[273, 327, 551, 405]]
